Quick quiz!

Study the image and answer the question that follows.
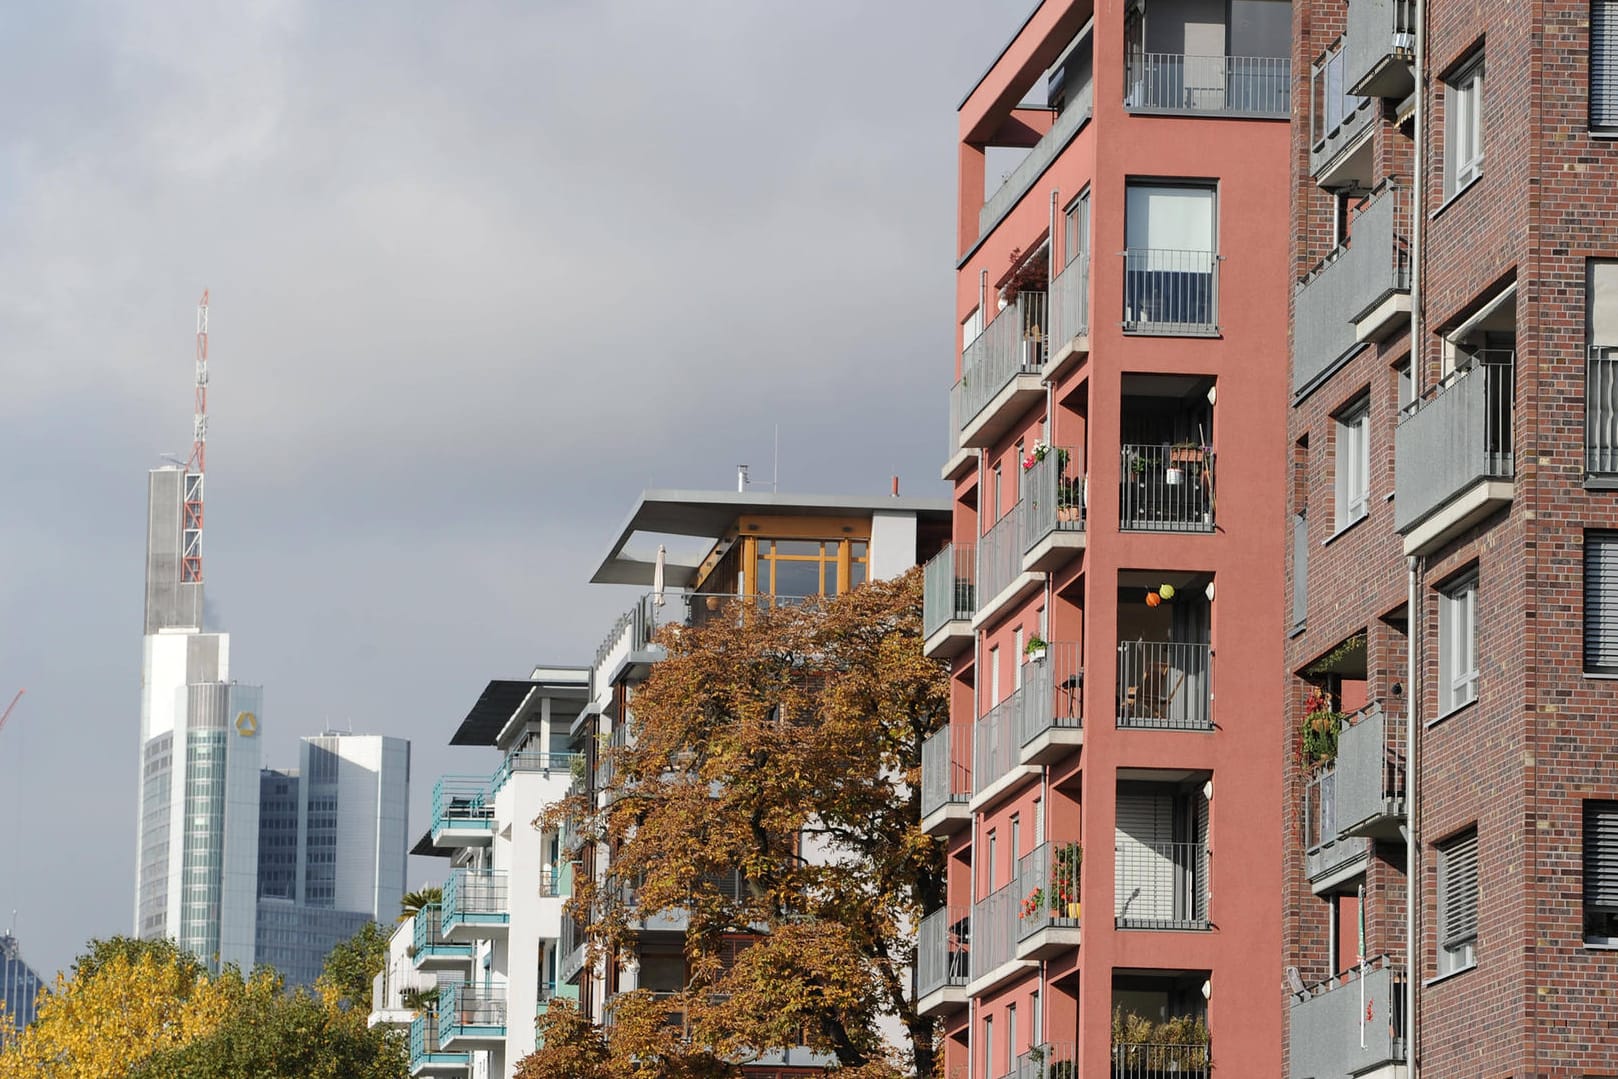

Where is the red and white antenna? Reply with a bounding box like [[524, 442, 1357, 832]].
[[181, 290, 209, 583]]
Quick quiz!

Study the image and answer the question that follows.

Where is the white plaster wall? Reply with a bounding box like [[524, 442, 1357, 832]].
[[868, 511, 920, 581]]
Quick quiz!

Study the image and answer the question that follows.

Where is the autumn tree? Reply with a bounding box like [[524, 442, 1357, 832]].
[[519, 568, 949, 1079], [320, 920, 392, 1012]]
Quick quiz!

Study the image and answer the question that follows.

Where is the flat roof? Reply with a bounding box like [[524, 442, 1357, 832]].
[[591, 489, 951, 587], [449, 668, 590, 747]]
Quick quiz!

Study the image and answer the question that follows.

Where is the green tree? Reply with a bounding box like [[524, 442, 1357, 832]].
[[320, 920, 391, 1012], [521, 569, 949, 1079]]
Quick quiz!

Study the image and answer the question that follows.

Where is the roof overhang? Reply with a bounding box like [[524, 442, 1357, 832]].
[[449, 667, 590, 747]]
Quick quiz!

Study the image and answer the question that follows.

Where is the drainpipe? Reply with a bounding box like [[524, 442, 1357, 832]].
[[1405, 0, 1427, 1069]]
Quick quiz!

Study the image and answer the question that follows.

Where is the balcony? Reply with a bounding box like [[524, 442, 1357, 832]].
[[371, 965, 436, 1029], [973, 694, 1038, 811], [409, 1013, 469, 1076], [1309, 46, 1376, 183], [1303, 766, 1371, 891], [968, 877, 1034, 996], [953, 293, 1049, 449], [437, 983, 507, 1049], [922, 543, 976, 659], [1334, 705, 1406, 839], [1112, 1040, 1211, 1079], [441, 869, 509, 940], [1293, 183, 1412, 397], [410, 905, 473, 972], [491, 749, 581, 794], [1395, 352, 1515, 554], [1045, 258, 1091, 381], [623, 871, 747, 934], [921, 724, 972, 836], [1123, 249, 1218, 335], [430, 776, 494, 848], [1124, 53, 1289, 117], [1015, 841, 1083, 960], [1119, 445, 1215, 533], [1017, 642, 1084, 765], [1016, 1041, 1078, 1079], [979, 88, 1093, 240], [914, 905, 970, 1015], [1115, 839, 1208, 930], [559, 914, 588, 984], [1289, 959, 1407, 1079], [1346, 0, 1415, 98], [975, 505, 1041, 628], [1117, 641, 1212, 731], [1023, 447, 1086, 571]]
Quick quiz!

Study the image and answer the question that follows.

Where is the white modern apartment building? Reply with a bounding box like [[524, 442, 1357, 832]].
[[379, 668, 587, 1079]]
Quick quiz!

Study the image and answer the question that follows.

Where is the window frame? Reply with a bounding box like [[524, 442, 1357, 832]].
[[1593, 0, 1618, 132], [1444, 54, 1485, 197], [1333, 396, 1372, 529], [1585, 800, 1618, 945], [1584, 531, 1618, 674], [1435, 827, 1479, 977], [1437, 572, 1479, 716]]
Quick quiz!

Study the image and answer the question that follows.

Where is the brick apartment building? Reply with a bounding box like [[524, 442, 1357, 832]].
[[917, 0, 1292, 1075], [1285, 0, 1618, 1074]]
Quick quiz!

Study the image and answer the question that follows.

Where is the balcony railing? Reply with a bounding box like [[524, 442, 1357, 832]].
[[1119, 444, 1215, 532], [977, 503, 1029, 610], [492, 749, 581, 793], [431, 776, 494, 839], [979, 87, 1094, 237], [1024, 446, 1086, 551], [1115, 840, 1208, 929], [1017, 1041, 1078, 1079], [1112, 1040, 1211, 1079], [1591, 347, 1618, 474], [1294, 182, 1412, 394], [438, 983, 507, 1043], [1345, 0, 1416, 97], [973, 695, 1021, 797], [560, 913, 587, 984], [922, 543, 976, 638], [1117, 640, 1212, 730], [1334, 704, 1406, 837], [1125, 53, 1290, 116], [953, 293, 1048, 436], [1018, 642, 1083, 750], [1394, 351, 1515, 534], [921, 724, 972, 820], [914, 905, 970, 1000], [409, 1013, 468, 1070], [1048, 256, 1090, 358], [1289, 958, 1406, 1078], [969, 876, 1023, 982], [442, 869, 509, 931], [1304, 764, 1371, 883], [1016, 841, 1082, 941], [1310, 44, 1375, 176], [410, 903, 471, 964], [1123, 249, 1217, 334]]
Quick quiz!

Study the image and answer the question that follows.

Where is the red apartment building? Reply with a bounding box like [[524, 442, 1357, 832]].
[[1285, 0, 1618, 1074], [918, 1, 1292, 1075]]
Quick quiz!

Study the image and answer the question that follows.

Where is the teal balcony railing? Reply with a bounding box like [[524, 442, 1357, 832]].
[[438, 983, 507, 1044], [491, 750, 581, 793], [430, 776, 494, 839], [442, 870, 509, 934], [409, 1013, 470, 1072], [410, 904, 472, 967]]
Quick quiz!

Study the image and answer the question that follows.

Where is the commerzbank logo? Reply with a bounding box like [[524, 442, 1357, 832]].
[[235, 711, 258, 737]]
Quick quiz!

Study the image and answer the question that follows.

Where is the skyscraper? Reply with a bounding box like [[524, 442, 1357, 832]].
[[0, 932, 44, 1043]]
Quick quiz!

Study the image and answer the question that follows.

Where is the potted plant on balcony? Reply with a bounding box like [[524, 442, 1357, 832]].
[[1025, 635, 1048, 663], [1055, 843, 1082, 919], [1057, 476, 1083, 523], [1112, 1007, 1211, 1071], [1024, 440, 1051, 471], [1300, 685, 1346, 771]]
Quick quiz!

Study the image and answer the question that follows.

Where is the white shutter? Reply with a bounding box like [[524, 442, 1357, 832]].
[[1595, 0, 1618, 129], [1585, 802, 1618, 912], [1116, 792, 1174, 922], [1586, 533, 1618, 672], [1439, 829, 1479, 949]]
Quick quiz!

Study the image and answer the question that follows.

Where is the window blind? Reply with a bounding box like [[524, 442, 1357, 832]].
[[1585, 532, 1618, 672], [1594, 0, 1618, 130], [1439, 829, 1479, 949], [1585, 801, 1618, 910]]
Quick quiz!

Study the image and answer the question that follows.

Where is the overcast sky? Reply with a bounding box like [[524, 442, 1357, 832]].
[[0, 0, 1030, 979]]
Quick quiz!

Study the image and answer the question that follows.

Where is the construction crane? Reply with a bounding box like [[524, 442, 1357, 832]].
[[0, 690, 22, 736]]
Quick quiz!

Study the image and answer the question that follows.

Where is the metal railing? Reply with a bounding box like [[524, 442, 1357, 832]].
[[1394, 350, 1514, 532], [978, 503, 1028, 611], [915, 905, 970, 999], [1048, 256, 1090, 353], [492, 749, 581, 793], [1304, 765, 1338, 851], [411, 903, 469, 961], [1125, 53, 1290, 115], [1016, 841, 1082, 940], [438, 983, 508, 1042], [442, 869, 509, 929], [921, 724, 972, 819], [980, 87, 1093, 237], [953, 293, 1048, 434], [922, 543, 976, 638], [1112, 1040, 1211, 1078], [1115, 840, 1208, 929], [1334, 704, 1406, 834], [1118, 444, 1215, 532], [1289, 957, 1406, 1077], [1018, 641, 1083, 749], [1023, 446, 1086, 550], [1117, 640, 1212, 730], [973, 694, 1021, 797], [1294, 181, 1412, 393], [559, 914, 587, 984], [969, 876, 1023, 981], [1017, 1041, 1078, 1079], [410, 1013, 467, 1068], [1591, 346, 1618, 473], [1122, 249, 1218, 333], [541, 862, 564, 897], [431, 775, 494, 836], [1310, 42, 1375, 173]]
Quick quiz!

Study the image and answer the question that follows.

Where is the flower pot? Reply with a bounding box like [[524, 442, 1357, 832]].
[[1026, 647, 1047, 663], [1066, 901, 1082, 920], [1164, 466, 1185, 486]]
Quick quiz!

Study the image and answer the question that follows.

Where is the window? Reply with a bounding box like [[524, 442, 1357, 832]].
[[963, 307, 984, 349], [1444, 55, 1485, 196], [751, 539, 866, 597], [1030, 988, 1042, 1047], [1333, 397, 1370, 528], [1438, 574, 1479, 714], [1585, 801, 1618, 943], [1014, 627, 1025, 689], [1436, 828, 1479, 975], [1065, 189, 1091, 266], [990, 646, 1001, 706], [1585, 532, 1618, 674], [987, 830, 998, 892], [1587, 261, 1618, 472], [1593, 0, 1618, 131], [1123, 183, 1217, 332], [982, 1016, 994, 1078], [1006, 1003, 1018, 1070], [1010, 814, 1022, 861]]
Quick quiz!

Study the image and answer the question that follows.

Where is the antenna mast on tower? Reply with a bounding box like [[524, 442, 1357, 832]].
[[181, 290, 209, 584]]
